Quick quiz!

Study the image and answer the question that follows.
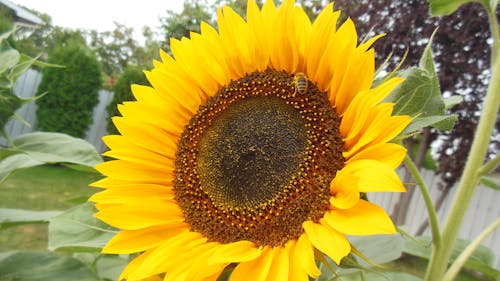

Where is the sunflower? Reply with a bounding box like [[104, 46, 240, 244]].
[[90, 0, 411, 280]]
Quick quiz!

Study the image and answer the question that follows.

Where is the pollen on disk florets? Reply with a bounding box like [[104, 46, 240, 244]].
[[174, 69, 344, 246]]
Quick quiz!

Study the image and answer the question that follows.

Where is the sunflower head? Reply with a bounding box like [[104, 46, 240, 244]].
[[90, 0, 411, 280]]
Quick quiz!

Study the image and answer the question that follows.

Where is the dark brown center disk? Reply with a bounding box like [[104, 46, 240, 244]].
[[174, 69, 344, 246]]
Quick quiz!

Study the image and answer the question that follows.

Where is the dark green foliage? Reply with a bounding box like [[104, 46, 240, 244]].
[[106, 65, 148, 135], [36, 44, 101, 138], [0, 5, 13, 34]]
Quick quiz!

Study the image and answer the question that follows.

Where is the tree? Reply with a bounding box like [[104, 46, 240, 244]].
[[87, 22, 139, 77], [158, 0, 212, 51], [36, 44, 101, 138], [15, 23, 87, 61]]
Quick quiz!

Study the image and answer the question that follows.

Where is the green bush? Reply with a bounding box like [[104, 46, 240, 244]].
[[36, 44, 101, 138], [106, 65, 148, 135]]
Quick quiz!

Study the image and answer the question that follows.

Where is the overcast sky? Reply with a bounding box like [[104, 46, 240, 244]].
[[10, 0, 185, 37]]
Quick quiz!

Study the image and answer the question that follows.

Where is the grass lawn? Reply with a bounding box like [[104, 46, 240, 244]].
[[0, 164, 102, 251]]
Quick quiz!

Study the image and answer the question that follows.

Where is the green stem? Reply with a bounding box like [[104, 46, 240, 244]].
[[478, 153, 500, 176], [442, 218, 500, 281], [403, 155, 441, 246], [488, 5, 499, 64], [424, 10, 500, 280], [360, 270, 367, 281]]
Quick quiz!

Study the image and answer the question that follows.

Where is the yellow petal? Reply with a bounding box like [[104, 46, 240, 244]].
[[303, 220, 351, 264], [324, 199, 396, 235], [95, 160, 173, 185], [246, 0, 270, 71], [295, 234, 321, 278], [230, 246, 273, 281], [145, 66, 202, 114], [358, 33, 385, 51], [103, 134, 176, 162], [270, 0, 295, 71], [341, 77, 408, 157], [94, 201, 183, 230], [199, 22, 234, 84], [129, 232, 207, 281], [130, 83, 192, 122], [209, 240, 261, 264], [306, 2, 338, 84], [266, 246, 289, 281], [287, 240, 310, 281], [346, 142, 407, 169], [164, 242, 223, 281], [342, 102, 394, 151], [90, 178, 159, 189], [189, 32, 230, 89], [344, 105, 412, 159], [89, 185, 174, 204], [120, 250, 152, 281], [334, 49, 374, 114], [329, 167, 360, 209], [217, 5, 255, 77], [112, 117, 179, 157], [170, 37, 219, 98], [344, 159, 405, 192], [103, 224, 188, 254], [201, 273, 221, 281], [102, 141, 175, 172]]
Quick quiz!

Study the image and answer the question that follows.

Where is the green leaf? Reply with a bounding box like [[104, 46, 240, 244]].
[[0, 49, 20, 75], [0, 76, 11, 88], [0, 30, 14, 42], [388, 30, 457, 134], [443, 95, 463, 109], [7, 54, 39, 82], [0, 88, 23, 129], [349, 234, 404, 265], [0, 251, 17, 262], [0, 251, 101, 281], [0, 147, 19, 160], [11, 132, 103, 167], [419, 29, 439, 72], [403, 236, 499, 280], [72, 253, 128, 281], [480, 175, 500, 190], [0, 153, 44, 183], [402, 115, 457, 135], [48, 202, 117, 252], [0, 208, 62, 230], [431, 114, 458, 130], [31, 60, 65, 69], [95, 255, 128, 281], [314, 235, 404, 281], [62, 163, 100, 173], [428, 0, 493, 16], [389, 68, 443, 117], [337, 271, 423, 281]]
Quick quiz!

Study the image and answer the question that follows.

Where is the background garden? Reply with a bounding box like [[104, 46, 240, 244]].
[[0, 0, 498, 280]]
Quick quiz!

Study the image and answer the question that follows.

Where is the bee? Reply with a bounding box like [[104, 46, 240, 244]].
[[293, 72, 308, 95]]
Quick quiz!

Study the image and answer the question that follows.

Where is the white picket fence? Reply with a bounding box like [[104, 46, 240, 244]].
[[4, 69, 500, 269], [369, 169, 500, 269]]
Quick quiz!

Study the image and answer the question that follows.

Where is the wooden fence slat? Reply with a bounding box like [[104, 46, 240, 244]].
[[85, 89, 114, 153]]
